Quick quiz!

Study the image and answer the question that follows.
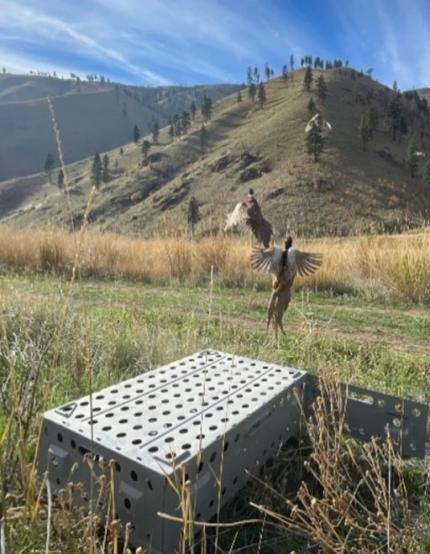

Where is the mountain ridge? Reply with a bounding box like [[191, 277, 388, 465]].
[[1, 67, 430, 237]]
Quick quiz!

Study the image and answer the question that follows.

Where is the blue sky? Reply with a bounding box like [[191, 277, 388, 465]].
[[0, 0, 429, 89]]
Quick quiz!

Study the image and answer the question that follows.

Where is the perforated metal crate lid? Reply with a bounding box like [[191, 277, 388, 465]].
[[46, 350, 307, 474]]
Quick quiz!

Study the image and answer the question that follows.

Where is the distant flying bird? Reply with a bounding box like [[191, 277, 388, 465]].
[[224, 188, 274, 248], [250, 237, 322, 337], [305, 113, 332, 133]]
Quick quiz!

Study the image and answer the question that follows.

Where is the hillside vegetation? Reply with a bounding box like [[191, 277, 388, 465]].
[[1, 67, 430, 236], [0, 73, 238, 181]]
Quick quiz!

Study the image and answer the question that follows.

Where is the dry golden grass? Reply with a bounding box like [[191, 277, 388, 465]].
[[1, 225, 430, 302]]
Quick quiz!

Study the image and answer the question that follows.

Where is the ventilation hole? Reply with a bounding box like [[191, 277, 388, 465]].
[[133, 425, 143, 430], [120, 406, 130, 412], [102, 426, 112, 431], [209, 425, 218, 431], [119, 419, 128, 424], [233, 476, 238, 485], [234, 433, 240, 443], [149, 430, 158, 437], [165, 437, 174, 443], [80, 401, 89, 406], [221, 418, 229, 423], [116, 432, 126, 438], [149, 418, 157, 423], [162, 411, 171, 416], [124, 498, 131, 510], [223, 442, 229, 452], [132, 439, 142, 445], [105, 413, 114, 418], [70, 439, 76, 449], [149, 446, 159, 453], [75, 414, 84, 419], [182, 443, 192, 451], [180, 429, 188, 435], [209, 499, 214, 508], [221, 487, 226, 496], [196, 434, 205, 440], [210, 452, 217, 463], [57, 433, 63, 443], [147, 480, 153, 491], [131, 471, 138, 481], [115, 462, 121, 472]]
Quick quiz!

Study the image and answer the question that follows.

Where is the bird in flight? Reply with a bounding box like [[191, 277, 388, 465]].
[[224, 188, 273, 247], [250, 237, 322, 337], [305, 113, 332, 133]]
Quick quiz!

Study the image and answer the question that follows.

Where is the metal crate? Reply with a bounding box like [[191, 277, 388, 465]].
[[37, 350, 428, 553]]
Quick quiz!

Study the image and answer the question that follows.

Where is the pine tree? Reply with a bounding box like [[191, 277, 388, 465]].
[[133, 124, 140, 144], [169, 122, 175, 141], [247, 66, 253, 85], [181, 111, 191, 134], [316, 74, 327, 101], [190, 101, 196, 121], [237, 90, 242, 103], [424, 162, 430, 187], [282, 65, 288, 83], [187, 196, 200, 236], [359, 113, 372, 151], [305, 125, 324, 162], [142, 140, 151, 165], [406, 137, 419, 177], [200, 124, 207, 155], [201, 95, 213, 123], [102, 154, 109, 182], [44, 153, 55, 183], [257, 82, 266, 108], [264, 63, 271, 82], [289, 54, 295, 71], [253, 67, 260, 83], [248, 83, 256, 103], [91, 152, 102, 189], [307, 97, 316, 113], [393, 80, 399, 93], [304, 66, 313, 92], [152, 121, 159, 144], [368, 106, 379, 137], [388, 96, 402, 141], [57, 169, 64, 190]]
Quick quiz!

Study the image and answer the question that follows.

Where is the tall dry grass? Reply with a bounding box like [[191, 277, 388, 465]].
[[1, 225, 430, 302]]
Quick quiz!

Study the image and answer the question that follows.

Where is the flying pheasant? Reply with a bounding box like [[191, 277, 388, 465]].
[[305, 112, 332, 133], [250, 237, 322, 337], [224, 188, 273, 247]]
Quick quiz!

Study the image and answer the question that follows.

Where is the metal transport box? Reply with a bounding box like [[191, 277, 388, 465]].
[[37, 350, 428, 553]]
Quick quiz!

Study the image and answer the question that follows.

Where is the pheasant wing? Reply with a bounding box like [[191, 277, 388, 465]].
[[224, 201, 248, 230], [290, 248, 323, 277], [250, 246, 282, 274]]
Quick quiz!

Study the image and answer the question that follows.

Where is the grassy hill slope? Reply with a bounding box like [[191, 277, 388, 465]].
[[2, 68, 430, 236], [0, 73, 239, 181]]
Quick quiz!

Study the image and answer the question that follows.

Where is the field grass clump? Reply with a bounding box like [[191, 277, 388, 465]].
[[1, 225, 430, 302]]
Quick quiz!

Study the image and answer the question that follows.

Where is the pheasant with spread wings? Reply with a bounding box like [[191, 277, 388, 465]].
[[250, 237, 322, 336]]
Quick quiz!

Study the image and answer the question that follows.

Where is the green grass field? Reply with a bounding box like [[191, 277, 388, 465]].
[[1, 271, 430, 552]]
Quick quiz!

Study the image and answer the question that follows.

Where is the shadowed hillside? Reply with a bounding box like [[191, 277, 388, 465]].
[[1, 67, 430, 236], [0, 73, 239, 181]]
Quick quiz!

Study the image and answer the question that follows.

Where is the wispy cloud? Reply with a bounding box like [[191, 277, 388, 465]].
[[0, 0, 429, 88]]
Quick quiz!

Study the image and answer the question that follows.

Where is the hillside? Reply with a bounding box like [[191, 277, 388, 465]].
[[0, 73, 239, 181], [1, 68, 430, 236]]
